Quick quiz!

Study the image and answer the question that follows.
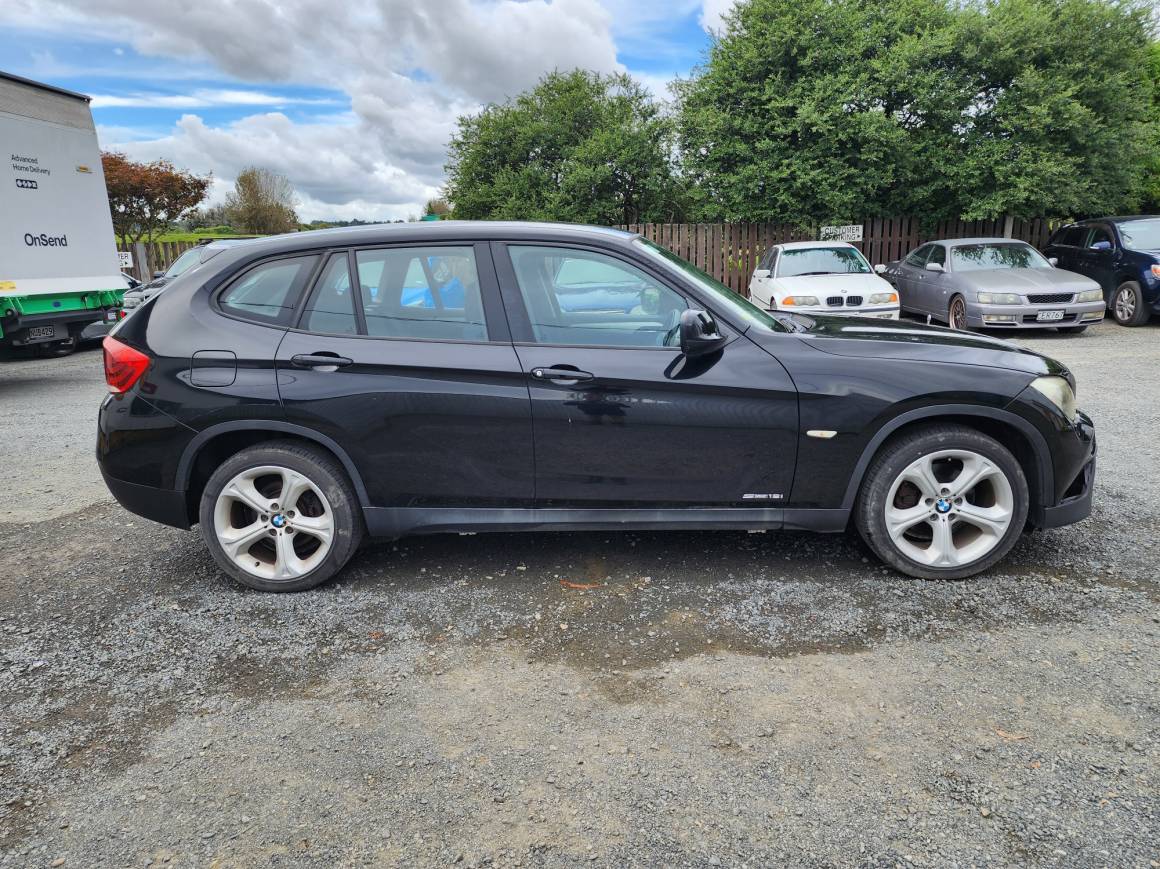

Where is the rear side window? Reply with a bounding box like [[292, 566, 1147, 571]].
[[301, 254, 357, 335], [355, 246, 486, 341], [219, 256, 318, 325], [1060, 226, 1088, 247]]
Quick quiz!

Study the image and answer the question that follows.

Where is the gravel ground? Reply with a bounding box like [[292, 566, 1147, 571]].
[[0, 322, 1157, 867]]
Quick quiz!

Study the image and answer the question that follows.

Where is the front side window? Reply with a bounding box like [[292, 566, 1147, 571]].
[[219, 255, 318, 325], [776, 246, 871, 277], [951, 243, 1051, 272], [905, 245, 932, 267], [508, 245, 688, 347], [1085, 226, 1114, 248], [356, 246, 486, 341], [926, 244, 946, 267], [301, 254, 357, 335], [1118, 218, 1160, 251]]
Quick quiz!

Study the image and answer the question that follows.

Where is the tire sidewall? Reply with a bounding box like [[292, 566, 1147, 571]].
[[198, 443, 361, 592], [1113, 282, 1145, 326], [857, 428, 1029, 580]]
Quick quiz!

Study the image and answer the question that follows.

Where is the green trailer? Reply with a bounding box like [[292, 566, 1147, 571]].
[[1, 71, 128, 356]]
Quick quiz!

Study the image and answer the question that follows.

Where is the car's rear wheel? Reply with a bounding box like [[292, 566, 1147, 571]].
[[199, 441, 363, 592], [855, 425, 1028, 580], [1112, 281, 1149, 326], [948, 295, 968, 330]]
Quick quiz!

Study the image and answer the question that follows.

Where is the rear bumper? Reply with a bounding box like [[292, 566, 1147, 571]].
[[100, 468, 191, 530]]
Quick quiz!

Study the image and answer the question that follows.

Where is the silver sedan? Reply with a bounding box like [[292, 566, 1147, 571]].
[[879, 238, 1106, 333]]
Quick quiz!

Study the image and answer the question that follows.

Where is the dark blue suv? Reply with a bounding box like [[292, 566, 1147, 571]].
[[1044, 216, 1160, 326]]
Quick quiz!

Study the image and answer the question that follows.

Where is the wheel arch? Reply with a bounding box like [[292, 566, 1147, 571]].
[[176, 421, 371, 524], [840, 405, 1053, 520]]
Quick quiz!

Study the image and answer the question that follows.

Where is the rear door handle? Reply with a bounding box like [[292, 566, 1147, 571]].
[[530, 366, 594, 383], [291, 353, 353, 371]]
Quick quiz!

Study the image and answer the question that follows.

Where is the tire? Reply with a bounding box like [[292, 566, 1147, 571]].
[[199, 440, 364, 592], [855, 425, 1029, 580], [1056, 325, 1088, 334], [1111, 281, 1149, 326], [948, 295, 968, 331]]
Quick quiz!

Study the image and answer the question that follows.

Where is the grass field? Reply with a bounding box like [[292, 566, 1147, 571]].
[[154, 227, 261, 243]]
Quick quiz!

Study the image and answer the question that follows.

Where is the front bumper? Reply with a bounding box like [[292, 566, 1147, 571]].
[[775, 306, 900, 320], [1034, 411, 1096, 529], [966, 300, 1104, 329]]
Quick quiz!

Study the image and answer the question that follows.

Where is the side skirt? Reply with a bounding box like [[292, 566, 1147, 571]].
[[363, 506, 850, 538]]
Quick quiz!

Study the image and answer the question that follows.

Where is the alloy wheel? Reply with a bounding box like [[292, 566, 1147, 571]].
[[213, 464, 335, 581], [1115, 286, 1136, 323], [949, 298, 967, 330], [884, 449, 1014, 568]]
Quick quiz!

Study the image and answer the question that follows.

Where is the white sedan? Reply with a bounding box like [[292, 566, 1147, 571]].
[[749, 241, 900, 318]]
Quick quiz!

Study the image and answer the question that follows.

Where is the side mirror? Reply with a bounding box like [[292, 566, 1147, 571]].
[[1047, 256, 1058, 267], [753, 268, 771, 279], [874, 263, 887, 274], [924, 261, 944, 273], [1089, 240, 1112, 252], [679, 309, 727, 358], [153, 270, 165, 279]]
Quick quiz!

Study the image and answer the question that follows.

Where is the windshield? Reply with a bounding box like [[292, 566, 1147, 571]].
[[633, 239, 784, 332], [776, 246, 871, 277], [1118, 218, 1160, 251], [164, 247, 205, 277], [951, 243, 1051, 272]]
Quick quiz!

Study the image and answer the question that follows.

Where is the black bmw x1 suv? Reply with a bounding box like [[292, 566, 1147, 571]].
[[97, 222, 1096, 591]]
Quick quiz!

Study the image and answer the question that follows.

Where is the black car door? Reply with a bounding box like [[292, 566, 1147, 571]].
[[492, 241, 798, 507], [1074, 225, 1118, 294], [275, 243, 534, 508]]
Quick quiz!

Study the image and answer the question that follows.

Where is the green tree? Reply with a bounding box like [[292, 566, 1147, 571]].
[[1141, 40, 1160, 212], [225, 167, 299, 234], [445, 70, 686, 224], [676, 0, 1156, 224]]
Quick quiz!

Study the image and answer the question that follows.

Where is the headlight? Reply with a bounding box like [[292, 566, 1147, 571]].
[[781, 296, 820, 306], [868, 292, 898, 304], [977, 292, 1021, 305], [1030, 376, 1077, 423], [1077, 289, 1102, 302]]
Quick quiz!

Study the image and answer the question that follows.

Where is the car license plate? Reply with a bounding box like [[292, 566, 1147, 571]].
[[28, 325, 56, 339], [106, 310, 119, 322], [1036, 309, 1065, 322]]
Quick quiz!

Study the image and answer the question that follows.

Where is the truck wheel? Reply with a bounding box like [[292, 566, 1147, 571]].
[[199, 440, 364, 592], [856, 425, 1028, 580], [37, 335, 78, 357]]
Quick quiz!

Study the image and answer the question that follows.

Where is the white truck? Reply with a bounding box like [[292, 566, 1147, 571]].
[[0, 71, 127, 356]]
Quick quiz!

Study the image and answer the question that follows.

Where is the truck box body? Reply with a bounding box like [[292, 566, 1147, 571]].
[[0, 72, 127, 349]]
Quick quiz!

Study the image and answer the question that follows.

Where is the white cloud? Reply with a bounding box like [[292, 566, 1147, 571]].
[[3, 0, 670, 219], [90, 89, 339, 109], [699, 0, 740, 33]]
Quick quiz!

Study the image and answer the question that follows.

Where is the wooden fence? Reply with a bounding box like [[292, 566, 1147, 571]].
[[621, 217, 1064, 296], [118, 216, 1064, 296], [117, 240, 199, 282]]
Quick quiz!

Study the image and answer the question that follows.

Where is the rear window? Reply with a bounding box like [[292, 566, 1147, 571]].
[[219, 256, 319, 325]]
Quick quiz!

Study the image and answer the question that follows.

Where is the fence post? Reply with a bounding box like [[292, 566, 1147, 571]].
[[132, 242, 149, 282], [1002, 215, 1014, 238]]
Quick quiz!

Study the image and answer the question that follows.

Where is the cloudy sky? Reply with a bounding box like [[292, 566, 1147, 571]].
[[1, 0, 738, 221]]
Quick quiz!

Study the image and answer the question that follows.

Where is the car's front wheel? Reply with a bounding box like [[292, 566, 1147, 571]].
[[855, 425, 1029, 580], [948, 295, 968, 331], [1112, 281, 1149, 326], [199, 440, 363, 592]]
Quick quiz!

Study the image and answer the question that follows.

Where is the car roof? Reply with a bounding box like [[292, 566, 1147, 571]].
[[931, 237, 1033, 247], [775, 240, 857, 250], [1073, 215, 1159, 225], [205, 221, 638, 259]]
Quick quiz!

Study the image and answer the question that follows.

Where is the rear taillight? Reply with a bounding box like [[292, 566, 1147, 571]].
[[102, 336, 150, 394]]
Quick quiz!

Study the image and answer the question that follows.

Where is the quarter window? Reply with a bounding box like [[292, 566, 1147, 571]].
[[507, 246, 687, 348], [355, 247, 486, 341], [301, 254, 357, 335], [219, 256, 318, 325]]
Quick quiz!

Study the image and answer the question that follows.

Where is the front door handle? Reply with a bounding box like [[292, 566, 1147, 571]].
[[291, 353, 353, 371], [530, 366, 594, 383]]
